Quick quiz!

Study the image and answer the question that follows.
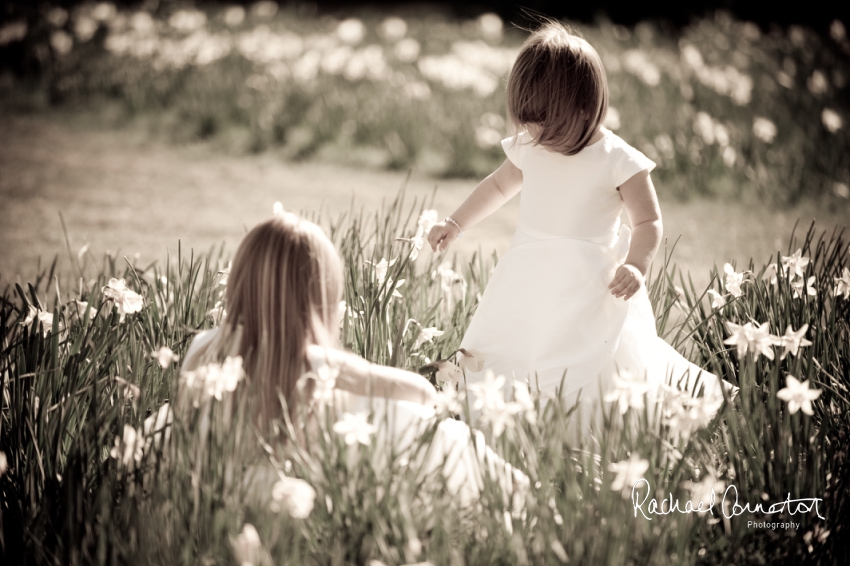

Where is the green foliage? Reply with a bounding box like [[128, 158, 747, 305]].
[[1, 188, 847, 565]]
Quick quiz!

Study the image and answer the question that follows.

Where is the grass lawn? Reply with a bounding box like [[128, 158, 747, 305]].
[[1, 112, 847, 293], [2, 8, 849, 562]]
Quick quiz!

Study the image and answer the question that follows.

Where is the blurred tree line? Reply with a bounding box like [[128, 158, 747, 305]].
[[1, 0, 847, 30]]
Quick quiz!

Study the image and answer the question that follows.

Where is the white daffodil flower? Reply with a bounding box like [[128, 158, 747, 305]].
[[414, 326, 444, 348], [102, 278, 144, 322], [723, 321, 780, 360], [22, 305, 38, 326], [603, 369, 650, 415], [410, 234, 425, 260], [834, 267, 850, 299], [339, 300, 360, 322], [663, 395, 723, 441], [776, 375, 822, 416], [417, 209, 439, 235], [181, 356, 245, 402], [310, 363, 339, 406], [398, 229, 427, 261], [723, 263, 745, 298], [23, 306, 62, 336], [707, 289, 728, 309], [109, 424, 146, 469], [232, 523, 263, 566], [311, 378, 336, 406], [791, 275, 817, 299], [272, 476, 317, 519], [683, 473, 725, 511], [457, 348, 486, 372], [781, 249, 810, 281], [333, 412, 377, 446], [74, 299, 98, 322], [37, 310, 56, 330], [752, 117, 777, 143], [778, 324, 813, 360], [608, 454, 650, 496], [114, 376, 141, 404], [434, 262, 465, 296], [398, 226, 425, 261], [510, 381, 537, 426], [468, 370, 515, 437], [380, 278, 405, 302], [405, 209, 439, 261], [215, 261, 231, 286], [367, 257, 396, 284], [434, 385, 464, 415], [365, 258, 404, 301], [658, 382, 689, 411], [762, 263, 779, 285], [152, 346, 180, 369], [468, 370, 506, 411], [434, 360, 464, 383]]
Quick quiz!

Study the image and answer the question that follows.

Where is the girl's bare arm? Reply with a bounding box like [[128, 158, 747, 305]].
[[428, 158, 523, 251], [608, 169, 663, 299], [348, 363, 437, 405], [312, 346, 437, 405], [620, 169, 663, 274]]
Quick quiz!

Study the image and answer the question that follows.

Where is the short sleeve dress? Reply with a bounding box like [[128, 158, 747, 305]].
[[459, 127, 732, 413]]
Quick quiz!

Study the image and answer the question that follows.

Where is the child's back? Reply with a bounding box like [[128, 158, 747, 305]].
[[459, 125, 670, 399], [426, 21, 734, 425], [508, 128, 653, 242]]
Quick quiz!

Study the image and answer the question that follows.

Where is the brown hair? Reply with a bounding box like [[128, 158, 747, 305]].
[[185, 211, 344, 423], [507, 21, 608, 155]]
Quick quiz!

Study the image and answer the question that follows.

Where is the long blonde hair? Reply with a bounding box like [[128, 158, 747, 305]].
[[188, 211, 344, 422], [507, 21, 608, 155]]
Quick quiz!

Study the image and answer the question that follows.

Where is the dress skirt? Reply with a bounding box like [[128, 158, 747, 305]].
[[459, 222, 727, 412]]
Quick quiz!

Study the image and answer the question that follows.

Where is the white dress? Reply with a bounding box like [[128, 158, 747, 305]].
[[305, 345, 527, 510], [460, 128, 730, 413], [182, 330, 527, 508]]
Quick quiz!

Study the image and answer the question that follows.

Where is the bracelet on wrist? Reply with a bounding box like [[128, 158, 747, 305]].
[[445, 217, 463, 239]]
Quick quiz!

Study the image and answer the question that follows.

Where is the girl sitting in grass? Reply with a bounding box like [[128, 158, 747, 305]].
[[181, 210, 527, 507]]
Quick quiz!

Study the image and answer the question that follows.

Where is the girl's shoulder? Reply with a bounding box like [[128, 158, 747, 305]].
[[598, 129, 651, 161], [190, 326, 220, 345], [500, 130, 534, 169], [183, 327, 221, 370], [515, 130, 534, 145], [501, 129, 534, 144], [596, 127, 636, 153], [597, 129, 657, 185]]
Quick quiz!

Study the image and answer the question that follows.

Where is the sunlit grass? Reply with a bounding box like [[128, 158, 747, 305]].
[[1, 188, 847, 564]]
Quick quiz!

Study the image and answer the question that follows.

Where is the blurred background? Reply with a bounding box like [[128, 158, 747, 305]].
[[1, 0, 848, 288]]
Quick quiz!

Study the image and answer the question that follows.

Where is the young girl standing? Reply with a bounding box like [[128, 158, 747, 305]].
[[428, 22, 732, 414]]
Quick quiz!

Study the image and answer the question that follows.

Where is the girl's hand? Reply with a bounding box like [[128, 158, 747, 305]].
[[426, 158, 522, 253], [609, 263, 644, 300], [427, 221, 461, 252]]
